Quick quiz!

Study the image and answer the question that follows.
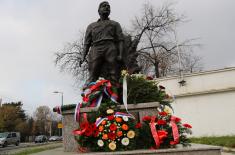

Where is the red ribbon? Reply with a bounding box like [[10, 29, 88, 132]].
[[56, 106, 61, 114], [77, 146, 88, 153], [170, 116, 180, 144], [86, 80, 107, 96], [73, 113, 88, 135], [149, 116, 160, 148], [75, 103, 82, 122]]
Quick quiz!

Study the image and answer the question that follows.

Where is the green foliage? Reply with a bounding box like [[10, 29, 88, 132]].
[[0, 102, 32, 142], [136, 123, 154, 149], [0, 102, 27, 132], [119, 73, 173, 110], [126, 75, 163, 104], [190, 136, 235, 148]]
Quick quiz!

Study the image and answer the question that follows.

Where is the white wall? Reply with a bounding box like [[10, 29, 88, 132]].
[[158, 67, 235, 137]]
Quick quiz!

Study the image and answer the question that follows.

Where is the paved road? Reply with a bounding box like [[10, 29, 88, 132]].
[[0, 142, 51, 151], [0, 142, 61, 155], [0, 143, 28, 151]]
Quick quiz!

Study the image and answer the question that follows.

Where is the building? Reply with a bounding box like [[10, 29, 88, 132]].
[[158, 67, 235, 137]]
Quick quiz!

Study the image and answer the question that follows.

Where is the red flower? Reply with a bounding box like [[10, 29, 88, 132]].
[[82, 96, 89, 103], [159, 85, 165, 89], [91, 123, 97, 130], [135, 122, 142, 129], [170, 141, 178, 145], [108, 132, 116, 140], [175, 117, 181, 123], [109, 124, 117, 131], [107, 115, 115, 121], [142, 116, 152, 122], [93, 130, 99, 137], [84, 126, 93, 136], [80, 122, 89, 130], [183, 123, 192, 128], [171, 116, 181, 123], [157, 119, 167, 125], [157, 130, 168, 143], [159, 111, 167, 116], [146, 76, 153, 80], [165, 94, 170, 98]]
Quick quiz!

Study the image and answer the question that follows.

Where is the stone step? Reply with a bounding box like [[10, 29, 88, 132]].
[[79, 144, 221, 155]]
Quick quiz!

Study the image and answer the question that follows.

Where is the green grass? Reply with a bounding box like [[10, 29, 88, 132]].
[[190, 136, 235, 148], [12, 143, 62, 155]]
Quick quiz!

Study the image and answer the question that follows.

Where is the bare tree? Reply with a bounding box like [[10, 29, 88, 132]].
[[55, 2, 203, 81], [34, 106, 52, 135], [55, 31, 88, 82], [131, 2, 202, 77], [181, 51, 203, 73]]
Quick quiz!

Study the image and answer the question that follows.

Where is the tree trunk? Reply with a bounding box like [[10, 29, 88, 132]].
[[154, 62, 160, 78]]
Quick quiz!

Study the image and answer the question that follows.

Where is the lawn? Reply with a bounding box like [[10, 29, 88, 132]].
[[12, 143, 62, 155], [190, 136, 235, 148]]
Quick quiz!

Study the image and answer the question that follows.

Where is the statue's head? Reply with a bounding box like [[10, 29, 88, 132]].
[[98, 1, 110, 18]]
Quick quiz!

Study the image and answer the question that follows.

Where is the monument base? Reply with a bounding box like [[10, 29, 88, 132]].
[[79, 144, 221, 155], [62, 102, 160, 152]]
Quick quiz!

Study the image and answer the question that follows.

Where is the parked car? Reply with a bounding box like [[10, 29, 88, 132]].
[[34, 135, 47, 143], [0, 132, 20, 147], [49, 136, 61, 141]]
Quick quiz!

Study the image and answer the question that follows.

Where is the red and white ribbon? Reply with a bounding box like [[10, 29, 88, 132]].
[[170, 116, 180, 144], [150, 116, 160, 148]]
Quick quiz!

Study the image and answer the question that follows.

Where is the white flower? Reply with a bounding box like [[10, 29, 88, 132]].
[[97, 140, 104, 147], [98, 77, 104, 81], [121, 137, 130, 146], [123, 116, 129, 122]]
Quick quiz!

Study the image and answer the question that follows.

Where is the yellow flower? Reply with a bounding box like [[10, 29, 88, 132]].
[[127, 130, 135, 139], [121, 70, 128, 76], [106, 109, 114, 114], [164, 107, 172, 114], [108, 142, 116, 150]]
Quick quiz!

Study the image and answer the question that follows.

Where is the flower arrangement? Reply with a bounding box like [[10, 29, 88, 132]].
[[137, 109, 192, 149], [73, 107, 140, 152], [95, 109, 139, 151], [73, 120, 99, 152], [81, 78, 119, 107], [71, 73, 193, 152], [120, 71, 173, 110]]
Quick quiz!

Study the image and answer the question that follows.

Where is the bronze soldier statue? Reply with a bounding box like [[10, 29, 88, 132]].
[[81, 1, 124, 84]]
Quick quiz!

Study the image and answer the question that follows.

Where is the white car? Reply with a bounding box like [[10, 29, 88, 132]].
[[0, 132, 20, 147], [49, 136, 61, 141]]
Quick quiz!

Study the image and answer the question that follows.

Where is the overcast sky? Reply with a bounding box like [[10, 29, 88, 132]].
[[0, 0, 235, 116]]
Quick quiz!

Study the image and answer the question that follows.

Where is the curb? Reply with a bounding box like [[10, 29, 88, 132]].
[[222, 147, 235, 153]]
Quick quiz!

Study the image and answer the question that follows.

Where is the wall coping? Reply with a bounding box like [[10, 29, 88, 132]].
[[175, 87, 235, 98], [157, 67, 235, 81], [62, 102, 160, 115]]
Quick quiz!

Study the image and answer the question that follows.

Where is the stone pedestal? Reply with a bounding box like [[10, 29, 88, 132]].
[[62, 102, 160, 152], [79, 144, 221, 155]]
